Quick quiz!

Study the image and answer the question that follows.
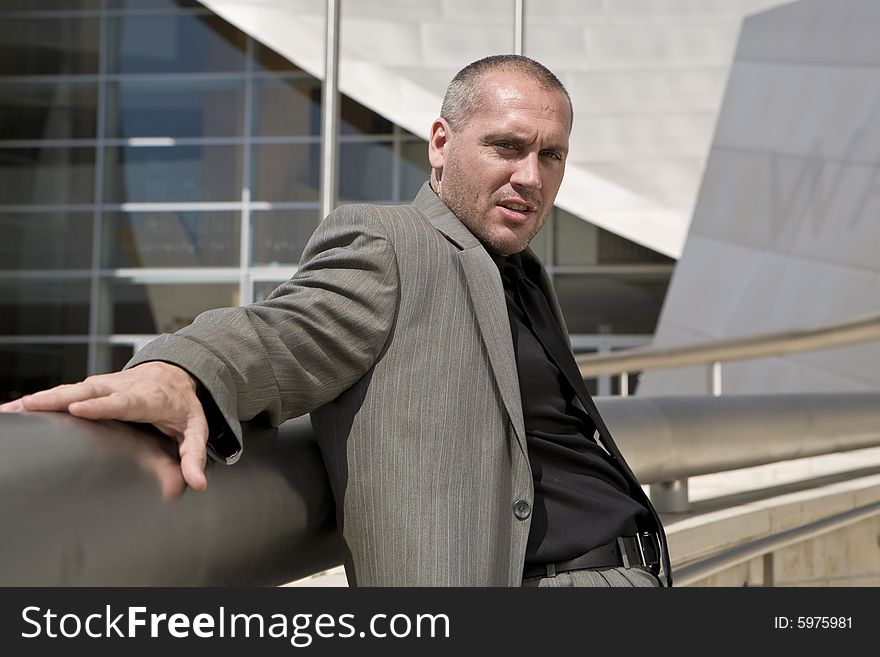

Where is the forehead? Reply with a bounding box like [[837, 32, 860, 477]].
[[470, 70, 571, 136]]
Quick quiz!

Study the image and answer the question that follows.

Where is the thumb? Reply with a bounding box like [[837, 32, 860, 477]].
[[178, 418, 209, 492]]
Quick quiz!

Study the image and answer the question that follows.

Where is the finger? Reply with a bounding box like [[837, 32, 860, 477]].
[[0, 399, 25, 412], [69, 392, 142, 422], [178, 420, 209, 492], [21, 382, 104, 412]]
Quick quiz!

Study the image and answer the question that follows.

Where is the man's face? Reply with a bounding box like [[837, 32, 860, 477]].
[[429, 70, 571, 256]]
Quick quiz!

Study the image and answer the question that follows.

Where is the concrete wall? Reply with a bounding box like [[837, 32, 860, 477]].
[[640, 0, 880, 396], [667, 449, 880, 587], [200, 0, 790, 257], [683, 519, 880, 587]]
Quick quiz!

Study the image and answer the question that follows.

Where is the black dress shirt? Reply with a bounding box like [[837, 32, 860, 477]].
[[495, 253, 650, 567]]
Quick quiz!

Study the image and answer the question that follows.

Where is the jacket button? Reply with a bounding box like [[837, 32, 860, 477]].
[[513, 499, 531, 520]]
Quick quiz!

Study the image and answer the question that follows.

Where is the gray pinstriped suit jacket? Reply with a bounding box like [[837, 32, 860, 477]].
[[130, 182, 663, 586]]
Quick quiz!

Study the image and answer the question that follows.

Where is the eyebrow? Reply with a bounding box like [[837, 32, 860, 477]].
[[481, 132, 569, 155]]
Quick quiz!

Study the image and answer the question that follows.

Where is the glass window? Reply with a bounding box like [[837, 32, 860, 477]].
[[106, 79, 245, 139], [252, 77, 321, 137], [251, 143, 320, 203], [554, 209, 674, 267], [0, 17, 99, 76], [341, 96, 393, 136], [0, 212, 92, 270], [554, 209, 599, 266], [107, 1, 203, 9], [596, 227, 674, 265], [107, 14, 246, 74], [104, 145, 242, 203], [0, 147, 95, 205], [400, 140, 430, 200], [253, 280, 287, 303], [103, 211, 240, 268], [93, 344, 136, 376], [553, 273, 671, 335], [251, 209, 321, 266], [0, 277, 91, 335], [253, 42, 303, 73], [528, 220, 551, 262], [0, 81, 98, 141], [103, 280, 239, 334], [0, 1, 101, 9], [0, 344, 87, 402], [338, 141, 393, 203]]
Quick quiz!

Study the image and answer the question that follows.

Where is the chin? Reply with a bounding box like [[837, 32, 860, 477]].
[[487, 239, 527, 257], [498, 233, 532, 254], [473, 224, 533, 256]]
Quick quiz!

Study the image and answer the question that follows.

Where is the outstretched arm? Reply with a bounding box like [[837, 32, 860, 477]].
[[0, 361, 209, 492], [1, 204, 400, 492]]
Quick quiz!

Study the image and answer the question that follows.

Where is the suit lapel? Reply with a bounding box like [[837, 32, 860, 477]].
[[412, 184, 528, 458], [457, 248, 527, 456]]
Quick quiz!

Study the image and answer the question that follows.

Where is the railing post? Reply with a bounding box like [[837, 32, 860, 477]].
[[513, 0, 525, 55], [619, 371, 629, 397], [596, 341, 611, 396], [320, 0, 341, 220], [650, 478, 689, 513], [762, 552, 775, 587], [708, 360, 722, 396]]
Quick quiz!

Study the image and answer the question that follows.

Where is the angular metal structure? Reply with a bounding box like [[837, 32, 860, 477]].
[[642, 0, 880, 395]]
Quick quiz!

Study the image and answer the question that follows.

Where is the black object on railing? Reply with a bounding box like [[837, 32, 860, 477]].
[[0, 411, 342, 586]]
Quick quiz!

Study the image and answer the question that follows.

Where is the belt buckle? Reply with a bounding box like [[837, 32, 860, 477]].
[[634, 533, 648, 568], [616, 536, 631, 569], [618, 534, 649, 569]]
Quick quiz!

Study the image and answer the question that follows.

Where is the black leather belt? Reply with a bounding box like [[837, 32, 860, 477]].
[[523, 532, 660, 579]]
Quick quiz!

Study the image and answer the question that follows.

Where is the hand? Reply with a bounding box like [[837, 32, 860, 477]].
[[0, 362, 210, 493]]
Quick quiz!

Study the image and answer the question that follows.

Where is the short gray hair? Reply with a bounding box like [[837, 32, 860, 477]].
[[440, 54, 572, 130]]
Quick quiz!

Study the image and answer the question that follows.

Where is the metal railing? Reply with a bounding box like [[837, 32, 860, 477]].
[[3, 391, 879, 585], [673, 500, 880, 587], [598, 392, 880, 512], [572, 309, 880, 511], [575, 309, 880, 397], [0, 411, 341, 586]]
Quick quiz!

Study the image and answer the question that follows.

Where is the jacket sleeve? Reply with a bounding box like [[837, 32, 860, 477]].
[[126, 204, 400, 460]]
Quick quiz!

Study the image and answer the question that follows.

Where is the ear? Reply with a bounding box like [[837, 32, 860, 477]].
[[428, 118, 450, 174]]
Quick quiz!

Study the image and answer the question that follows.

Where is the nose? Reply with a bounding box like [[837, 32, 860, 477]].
[[510, 152, 542, 191]]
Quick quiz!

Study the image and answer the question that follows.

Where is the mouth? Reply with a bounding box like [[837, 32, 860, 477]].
[[496, 199, 537, 222]]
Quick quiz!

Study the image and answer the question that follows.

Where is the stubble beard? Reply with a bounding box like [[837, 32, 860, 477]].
[[438, 164, 547, 257]]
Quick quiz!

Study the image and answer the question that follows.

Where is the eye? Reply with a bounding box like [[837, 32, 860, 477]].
[[541, 150, 564, 161], [496, 142, 516, 150]]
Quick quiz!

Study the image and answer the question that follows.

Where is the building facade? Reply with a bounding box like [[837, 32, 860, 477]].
[[0, 0, 673, 401]]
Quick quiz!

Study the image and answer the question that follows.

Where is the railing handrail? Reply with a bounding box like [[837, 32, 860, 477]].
[[673, 500, 880, 587], [0, 412, 341, 586], [3, 392, 880, 585], [596, 392, 880, 483], [575, 309, 880, 377]]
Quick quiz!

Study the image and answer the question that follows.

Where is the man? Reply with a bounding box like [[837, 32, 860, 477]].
[[1, 55, 671, 587]]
